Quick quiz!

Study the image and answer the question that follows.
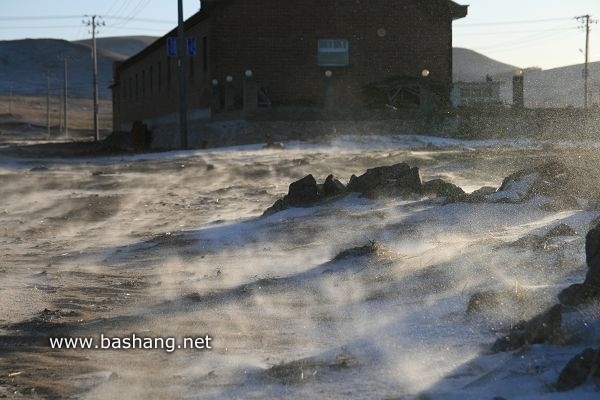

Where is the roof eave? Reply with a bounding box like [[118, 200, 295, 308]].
[[450, 2, 468, 20]]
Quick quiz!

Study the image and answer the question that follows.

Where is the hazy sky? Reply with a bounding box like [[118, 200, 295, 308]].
[[1, 0, 599, 70]]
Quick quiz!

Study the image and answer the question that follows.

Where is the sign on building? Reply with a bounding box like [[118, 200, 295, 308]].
[[166, 37, 197, 57], [187, 37, 197, 57], [166, 37, 177, 57]]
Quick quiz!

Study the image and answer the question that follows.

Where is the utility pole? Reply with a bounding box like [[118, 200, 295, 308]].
[[64, 56, 69, 138], [577, 15, 596, 109], [84, 15, 104, 141], [46, 70, 51, 137], [177, 0, 188, 149]]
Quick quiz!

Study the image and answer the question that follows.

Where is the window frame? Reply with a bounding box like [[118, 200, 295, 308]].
[[317, 38, 349, 67]]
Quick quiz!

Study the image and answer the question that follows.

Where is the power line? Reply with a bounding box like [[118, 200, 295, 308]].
[[0, 15, 81, 20], [455, 26, 577, 37], [103, 0, 123, 18], [456, 17, 573, 27], [104, 15, 175, 24], [0, 25, 81, 30], [460, 23, 577, 52]]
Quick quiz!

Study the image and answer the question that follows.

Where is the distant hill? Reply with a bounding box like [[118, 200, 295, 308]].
[[452, 47, 520, 82], [452, 48, 600, 107], [73, 36, 158, 60], [519, 62, 600, 107], [0, 36, 158, 100]]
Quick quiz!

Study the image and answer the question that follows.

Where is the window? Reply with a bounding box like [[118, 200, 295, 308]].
[[135, 73, 138, 98], [317, 39, 349, 66], [167, 57, 171, 88], [142, 70, 146, 96], [158, 61, 162, 90], [203, 36, 208, 72], [149, 66, 153, 94]]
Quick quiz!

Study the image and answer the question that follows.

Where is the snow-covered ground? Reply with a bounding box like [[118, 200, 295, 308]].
[[0, 134, 599, 399]]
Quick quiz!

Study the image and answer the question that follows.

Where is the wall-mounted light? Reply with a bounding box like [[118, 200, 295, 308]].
[[226, 75, 233, 82], [421, 69, 430, 78], [377, 28, 387, 37], [325, 70, 333, 78], [245, 70, 253, 78]]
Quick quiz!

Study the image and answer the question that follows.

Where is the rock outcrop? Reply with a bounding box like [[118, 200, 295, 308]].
[[559, 221, 600, 306], [485, 161, 578, 208], [262, 174, 347, 216], [346, 163, 422, 198], [491, 304, 562, 353], [556, 347, 600, 391]]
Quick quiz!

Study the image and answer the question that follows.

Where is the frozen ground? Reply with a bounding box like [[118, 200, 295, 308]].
[[0, 134, 599, 399]]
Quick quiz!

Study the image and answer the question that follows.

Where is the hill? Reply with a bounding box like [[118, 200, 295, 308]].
[[73, 36, 158, 60], [452, 47, 520, 82], [0, 36, 158, 100]]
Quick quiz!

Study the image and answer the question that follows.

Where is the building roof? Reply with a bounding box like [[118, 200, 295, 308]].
[[450, 2, 468, 20]]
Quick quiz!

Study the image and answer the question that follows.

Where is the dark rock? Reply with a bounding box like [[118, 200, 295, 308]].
[[262, 199, 288, 217], [585, 222, 600, 287], [545, 224, 577, 238], [264, 351, 360, 384], [346, 163, 422, 198], [466, 290, 504, 315], [472, 186, 498, 196], [460, 186, 498, 203], [466, 288, 535, 318], [558, 221, 600, 306], [262, 174, 341, 216], [263, 142, 285, 150], [131, 120, 152, 148], [510, 234, 547, 250], [556, 347, 600, 391], [422, 179, 465, 202], [104, 130, 134, 150], [333, 241, 379, 261], [263, 134, 285, 150], [284, 174, 319, 206], [492, 304, 562, 352], [322, 174, 346, 197], [558, 283, 600, 307], [497, 161, 567, 194], [490, 161, 576, 205]]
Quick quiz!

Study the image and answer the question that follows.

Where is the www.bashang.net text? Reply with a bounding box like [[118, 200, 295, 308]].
[[49, 333, 213, 353]]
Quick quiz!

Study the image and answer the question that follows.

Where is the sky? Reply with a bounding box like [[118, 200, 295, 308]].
[[0, 0, 599, 70]]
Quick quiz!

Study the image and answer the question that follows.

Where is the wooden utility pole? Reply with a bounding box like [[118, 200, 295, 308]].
[[177, 0, 188, 149], [46, 70, 50, 137], [84, 15, 104, 141], [577, 15, 596, 109], [64, 56, 69, 138]]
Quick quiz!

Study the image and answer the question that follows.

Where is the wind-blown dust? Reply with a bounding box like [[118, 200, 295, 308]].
[[0, 135, 599, 399]]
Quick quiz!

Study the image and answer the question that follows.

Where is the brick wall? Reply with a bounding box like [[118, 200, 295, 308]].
[[211, 0, 454, 109], [113, 0, 459, 132]]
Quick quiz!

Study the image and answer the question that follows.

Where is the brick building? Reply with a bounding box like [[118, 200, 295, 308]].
[[111, 0, 467, 144]]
